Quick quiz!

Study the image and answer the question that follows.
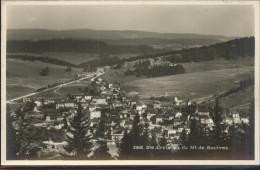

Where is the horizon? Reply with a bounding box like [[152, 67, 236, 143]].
[[7, 5, 254, 37], [7, 28, 240, 38]]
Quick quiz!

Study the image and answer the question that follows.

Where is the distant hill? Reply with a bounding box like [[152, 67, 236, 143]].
[[103, 38, 223, 46], [6, 39, 161, 54], [7, 29, 234, 42]]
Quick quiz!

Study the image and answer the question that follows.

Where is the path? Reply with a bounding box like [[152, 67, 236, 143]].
[[7, 71, 105, 103]]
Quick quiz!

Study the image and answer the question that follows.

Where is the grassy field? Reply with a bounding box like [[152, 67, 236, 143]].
[[219, 86, 254, 108], [182, 57, 254, 73], [125, 67, 254, 100], [99, 57, 254, 101], [8, 52, 100, 65], [6, 59, 84, 100]]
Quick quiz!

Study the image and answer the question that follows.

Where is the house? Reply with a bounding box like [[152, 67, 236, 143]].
[[85, 110, 101, 120], [46, 115, 51, 122], [169, 115, 174, 120], [23, 98, 31, 103], [88, 105, 97, 111], [64, 101, 77, 108], [232, 111, 241, 124], [240, 112, 249, 124], [108, 84, 113, 89], [113, 101, 123, 109], [225, 116, 233, 125], [74, 95, 84, 101], [44, 100, 55, 105], [111, 130, 124, 142], [156, 115, 163, 123], [154, 103, 161, 109], [136, 105, 143, 111], [35, 101, 42, 107], [57, 115, 64, 121], [196, 107, 210, 117], [92, 97, 107, 105], [175, 111, 182, 118], [84, 96, 92, 101], [81, 102, 89, 109], [120, 120, 125, 127], [56, 103, 64, 109], [173, 96, 183, 106], [173, 118, 182, 126]]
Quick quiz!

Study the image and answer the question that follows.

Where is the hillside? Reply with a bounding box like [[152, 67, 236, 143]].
[[7, 39, 161, 54], [7, 29, 234, 41], [103, 38, 222, 46]]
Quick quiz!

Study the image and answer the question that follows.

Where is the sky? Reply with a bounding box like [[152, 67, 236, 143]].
[[7, 5, 255, 37]]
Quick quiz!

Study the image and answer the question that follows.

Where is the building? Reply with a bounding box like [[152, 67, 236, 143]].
[[64, 101, 77, 108], [156, 115, 163, 123], [92, 97, 107, 105], [86, 109, 101, 120]]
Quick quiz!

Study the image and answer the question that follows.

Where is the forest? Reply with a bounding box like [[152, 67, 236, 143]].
[[125, 60, 185, 78], [7, 39, 161, 54]]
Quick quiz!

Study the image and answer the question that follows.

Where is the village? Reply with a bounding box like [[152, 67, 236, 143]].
[[8, 66, 251, 159]]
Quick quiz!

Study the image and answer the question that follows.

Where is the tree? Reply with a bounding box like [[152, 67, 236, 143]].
[[64, 104, 93, 158], [11, 102, 44, 158], [247, 99, 255, 158], [92, 141, 111, 160], [210, 99, 227, 145], [39, 66, 50, 76], [6, 104, 16, 159], [65, 66, 72, 72], [117, 131, 134, 159]]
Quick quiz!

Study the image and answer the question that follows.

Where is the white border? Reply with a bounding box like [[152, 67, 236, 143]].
[[1, 0, 260, 166]]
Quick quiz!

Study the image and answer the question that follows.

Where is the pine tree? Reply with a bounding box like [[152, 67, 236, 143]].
[[247, 99, 255, 158], [117, 131, 133, 159], [64, 104, 93, 158], [6, 104, 16, 159], [179, 128, 188, 148], [132, 113, 142, 146], [188, 119, 199, 146], [92, 141, 111, 160], [210, 99, 227, 145], [227, 122, 237, 152]]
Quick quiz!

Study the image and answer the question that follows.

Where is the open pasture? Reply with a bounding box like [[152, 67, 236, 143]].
[[126, 67, 254, 100]]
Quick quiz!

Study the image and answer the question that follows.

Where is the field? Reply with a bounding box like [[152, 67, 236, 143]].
[[125, 67, 254, 100], [218, 86, 254, 108], [8, 52, 100, 65], [99, 57, 254, 101], [6, 59, 83, 100], [182, 57, 254, 73]]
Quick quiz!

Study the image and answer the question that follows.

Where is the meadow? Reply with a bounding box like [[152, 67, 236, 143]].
[[125, 67, 254, 100], [6, 59, 83, 100]]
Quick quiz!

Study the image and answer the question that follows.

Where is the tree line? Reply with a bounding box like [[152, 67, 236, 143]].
[[125, 60, 185, 78], [7, 39, 161, 54], [7, 54, 78, 68]]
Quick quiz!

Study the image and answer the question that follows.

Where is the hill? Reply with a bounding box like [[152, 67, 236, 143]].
[[7, 28, 234, 42]]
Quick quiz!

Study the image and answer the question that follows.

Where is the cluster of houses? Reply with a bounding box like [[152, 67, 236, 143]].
[[11, 75, 251, 154]]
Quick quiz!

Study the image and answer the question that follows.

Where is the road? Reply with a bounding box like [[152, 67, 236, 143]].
[[7, 71, 105, 103]]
